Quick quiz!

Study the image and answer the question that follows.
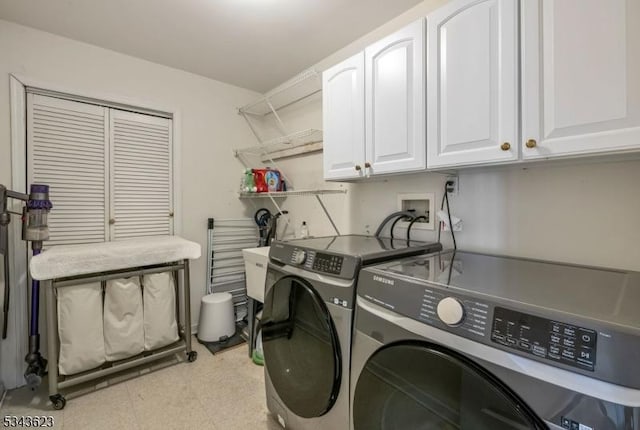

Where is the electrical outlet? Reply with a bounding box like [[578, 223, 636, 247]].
[[440, 222, 462, 232], [446, 176, 458, 195]]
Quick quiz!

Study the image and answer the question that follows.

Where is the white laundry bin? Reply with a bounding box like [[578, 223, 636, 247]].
[[198, 292, 235, 342], [242, 246, 270, 302]]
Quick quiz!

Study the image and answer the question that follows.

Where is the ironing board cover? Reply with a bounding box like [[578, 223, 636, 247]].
[[30, 235, 201, 280]]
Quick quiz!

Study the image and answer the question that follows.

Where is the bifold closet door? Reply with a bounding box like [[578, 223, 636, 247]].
[[109, 110, 173, 240], [28, 94, 174, 244], [27, 94, 109, 246]]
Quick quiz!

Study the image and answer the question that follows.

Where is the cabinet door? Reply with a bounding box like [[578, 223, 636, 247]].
[[426, 0, 518, 168], [522, 0, 640, 159], [365, 19, 426, 175], [323, 52, 365, 180]]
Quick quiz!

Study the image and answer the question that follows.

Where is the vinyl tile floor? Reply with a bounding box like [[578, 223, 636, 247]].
[[0, 338, 281, 430]]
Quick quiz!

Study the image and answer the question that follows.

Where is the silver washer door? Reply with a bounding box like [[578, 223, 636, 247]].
[[353, 341, 548, 430], [262, 275, 341, 418]]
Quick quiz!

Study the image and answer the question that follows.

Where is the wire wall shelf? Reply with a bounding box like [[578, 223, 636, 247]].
[[238, 69, 321, 116], [234, 128, 323, 158], [238, 189, 346, 199], [235, 68, 343, 236]]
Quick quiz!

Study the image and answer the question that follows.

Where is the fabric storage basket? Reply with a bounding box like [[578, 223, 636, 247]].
[[103, 277, 144, 361], [57, 282, 105, 375], [142, 272, 179, 350]]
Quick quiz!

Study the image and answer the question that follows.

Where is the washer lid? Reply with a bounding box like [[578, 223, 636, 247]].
[[370, 250, 640, 331]]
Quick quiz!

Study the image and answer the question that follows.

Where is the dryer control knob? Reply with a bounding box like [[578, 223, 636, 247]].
[[437, 297, 465, 326], [293, 250, 307, 265]]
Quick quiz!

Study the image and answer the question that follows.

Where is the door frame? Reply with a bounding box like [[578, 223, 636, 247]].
[[3, 74, 183, 389]]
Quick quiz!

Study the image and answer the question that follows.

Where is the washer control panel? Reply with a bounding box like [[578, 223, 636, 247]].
[[310, 252, 343, 275], [291, 249, 306, 265], [420, 288, 489, 337], [285, 248, 346, 276], [491, 307, 597, 371], [436, 297, 465, 326]]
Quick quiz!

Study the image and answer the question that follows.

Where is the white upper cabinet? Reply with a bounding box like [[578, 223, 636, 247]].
[[521, 0, 640, 159], [323, 52, 366, 180], [427, 0, 518, 168], [365, 19, 426, 175]]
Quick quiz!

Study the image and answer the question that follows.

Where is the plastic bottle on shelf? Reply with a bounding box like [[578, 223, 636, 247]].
[[241, 168, 256, 192], [300, 221, 309, 239]]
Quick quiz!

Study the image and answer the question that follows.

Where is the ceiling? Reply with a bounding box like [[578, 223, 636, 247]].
[[0, 0, 423, 92]]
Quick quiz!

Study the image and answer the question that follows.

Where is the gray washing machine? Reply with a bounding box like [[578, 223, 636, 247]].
[[351, 250, 640, 430], [261, 235, 442, 430]]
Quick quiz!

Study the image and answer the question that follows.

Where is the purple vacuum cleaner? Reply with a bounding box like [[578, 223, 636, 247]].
[[0, 184, 52, 389]]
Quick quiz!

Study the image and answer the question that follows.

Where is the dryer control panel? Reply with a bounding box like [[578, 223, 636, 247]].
[[269, 243, 359, 280], [491, 307, 597, 371]]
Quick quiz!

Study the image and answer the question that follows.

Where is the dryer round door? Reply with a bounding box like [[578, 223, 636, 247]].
[[262, 275, 342, 418], [353, 341, 548, 430]]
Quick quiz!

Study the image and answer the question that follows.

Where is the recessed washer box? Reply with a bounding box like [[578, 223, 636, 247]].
[[397, 193, 435, 231]]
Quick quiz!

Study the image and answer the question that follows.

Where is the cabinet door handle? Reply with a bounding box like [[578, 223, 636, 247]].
[[355, 165, 362, 171], [109, 218, 116, 225], [500, 142, 511, 151], [364, 162, 371, 168], [526, 139, 537, 148]]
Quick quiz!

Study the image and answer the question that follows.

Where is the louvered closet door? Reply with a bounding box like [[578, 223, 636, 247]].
[[110, 110, 173, 240], [27, 94, 109, 246]]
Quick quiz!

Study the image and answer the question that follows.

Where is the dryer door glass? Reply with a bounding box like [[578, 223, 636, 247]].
[[353, 342, 547, 430], [262, 275, 341, 418]]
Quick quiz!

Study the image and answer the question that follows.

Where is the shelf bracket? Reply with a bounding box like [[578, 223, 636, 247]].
[[315, 195, 340, 236], [266, 98, 289, 137], [239, 110, 264, 147]]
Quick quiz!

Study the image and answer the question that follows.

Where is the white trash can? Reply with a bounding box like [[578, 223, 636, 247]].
[[197, 292, 235, 342]]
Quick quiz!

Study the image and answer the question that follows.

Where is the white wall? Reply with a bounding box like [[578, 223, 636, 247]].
[[345, 162, 640, 271], [0, 19, 259, 388], [269, 0, 640, 272]]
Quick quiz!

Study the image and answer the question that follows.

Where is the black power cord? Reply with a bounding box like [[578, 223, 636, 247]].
[[437, 181, 457, 250]]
